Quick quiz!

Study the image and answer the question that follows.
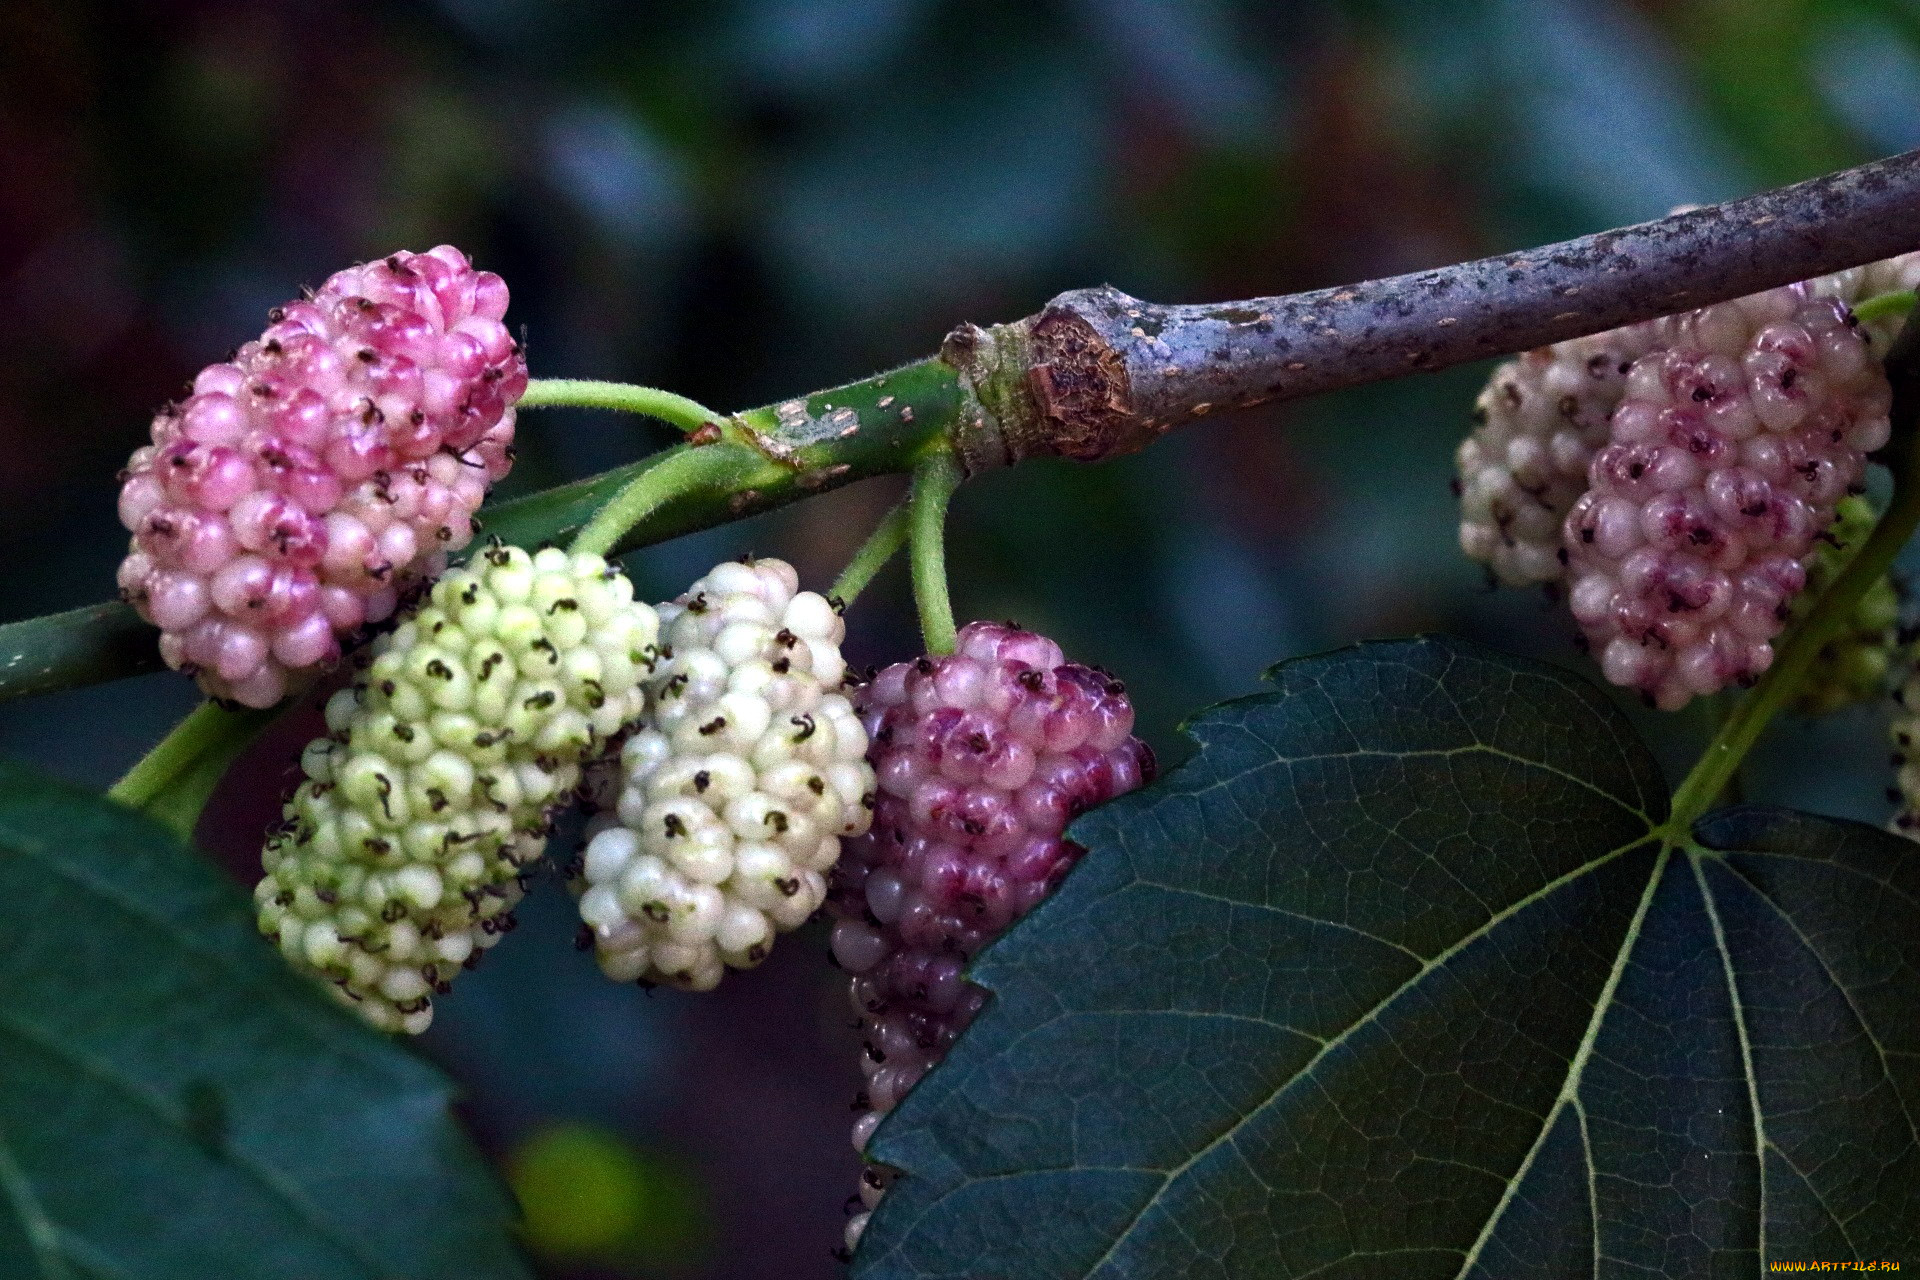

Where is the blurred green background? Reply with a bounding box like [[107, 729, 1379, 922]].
[[4, 0, 1918, 1274]]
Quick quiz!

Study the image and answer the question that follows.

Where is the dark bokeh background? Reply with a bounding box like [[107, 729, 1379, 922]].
[[5, 1, 1920, 1275]]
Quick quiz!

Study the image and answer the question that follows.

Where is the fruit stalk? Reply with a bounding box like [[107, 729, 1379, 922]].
[[516, 379, 721, 432], [908, 451, 962, 657]]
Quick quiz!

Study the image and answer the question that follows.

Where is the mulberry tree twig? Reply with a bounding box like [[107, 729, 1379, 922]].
[[944, 147, 1920, 468]]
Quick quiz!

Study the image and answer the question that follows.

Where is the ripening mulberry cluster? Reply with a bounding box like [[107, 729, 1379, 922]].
[[1458, 256, 1916, 598], [574, 558, 873, 991], [256, 545, 658, 1033], [826, 622, 1154, 1248], [1455, 249, 1920, 711], [1562, 289, 1889, 710], [117, 246, 527, 708]]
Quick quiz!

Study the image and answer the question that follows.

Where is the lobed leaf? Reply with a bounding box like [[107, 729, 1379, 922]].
[[857, 635, 1920, 1278], [0, 758, 530, 1280]]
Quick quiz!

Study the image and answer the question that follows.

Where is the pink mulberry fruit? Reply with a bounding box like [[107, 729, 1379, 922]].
[[827, 622, 1154, 1246], [1563, 287, 1891, 710], [115, 246, 527, 707]]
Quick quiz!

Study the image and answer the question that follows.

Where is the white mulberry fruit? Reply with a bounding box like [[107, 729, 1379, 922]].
[[573, 557, 873, 992], [255, 544, 659, 1033], [117, 246, 526, 708], [1456, 324, 1664, 586]]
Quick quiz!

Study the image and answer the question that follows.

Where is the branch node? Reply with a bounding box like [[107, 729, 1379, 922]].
[[1028, 289, 1143, 461], [940, 291, 1155, 468], [939, 321, 1023, 472]]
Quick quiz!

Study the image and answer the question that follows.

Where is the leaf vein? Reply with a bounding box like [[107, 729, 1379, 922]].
[[1450, 845, 1671, 1280], [1766, 1140, 1862, 1262], [1715, 847, 1920, 915], [0, 1113, 70, 1280], [1128, 880, 1425, 963], [1711, 853, 1920, 1157], [1575, 1096, 1599, 1280], [1180, 744, 1653, 827], [1688, 852, 1770, 1272], [1080, 835, 1660, 1279]]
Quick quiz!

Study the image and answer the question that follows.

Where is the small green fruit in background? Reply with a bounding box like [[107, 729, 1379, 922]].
[[507, 1121, 706, 1272]]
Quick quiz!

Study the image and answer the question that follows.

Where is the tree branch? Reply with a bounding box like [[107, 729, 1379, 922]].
[[8, 148, 1920, 703], [947, 146, 1920, 467]]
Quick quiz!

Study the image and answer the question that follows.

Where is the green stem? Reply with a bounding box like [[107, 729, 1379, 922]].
[[0, 601, 165, 699], [108, 700, 276, 842], [568, 442, 760, 559], [829, 501, 911, 608], [479, 359, 960, 563], [1663, 329, 1920, 834], [1854, 290, 1917, 325], [909, 450, 963, 656], [519, 379, 723, 433]]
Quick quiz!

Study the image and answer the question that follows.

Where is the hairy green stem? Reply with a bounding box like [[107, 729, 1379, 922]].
[[519, 379, 723, 432], [108, 700, 276, 842], [909, 450, 962, 656], [1855, 290, 1918, 325], [1664, 329, 1920, 834], [568, 442, 755, 559], [829, 501, 911, 608]]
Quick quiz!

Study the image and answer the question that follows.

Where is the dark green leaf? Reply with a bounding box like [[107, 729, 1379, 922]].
[[0, 758, 530, 1280], [857, 635, 1920, 1278]]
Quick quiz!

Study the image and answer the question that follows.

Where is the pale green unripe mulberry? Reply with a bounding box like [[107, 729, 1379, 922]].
[[256, 543, 662, 1033], [1887, 662, 1920, 841], [1895, 683, 1920, 840], [1792, 495, 1903, 717], [575, 556, 875, 991]]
